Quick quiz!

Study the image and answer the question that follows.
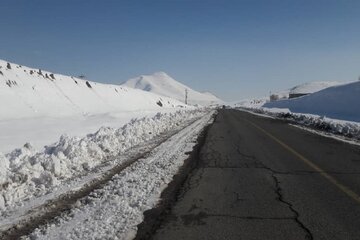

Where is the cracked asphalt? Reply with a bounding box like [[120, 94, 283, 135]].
[[148, 109, 360, 240]]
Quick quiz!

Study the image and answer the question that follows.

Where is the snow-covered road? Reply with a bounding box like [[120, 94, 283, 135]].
[[0, 109, 215, 239]]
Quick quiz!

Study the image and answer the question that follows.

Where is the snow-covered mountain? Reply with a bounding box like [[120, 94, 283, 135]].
[[263, 81, 360, 122], [121, 72, 222, 106], [289, 81, 344, 94], [0, 60, 187, 120], [270, 81, 344, 99]]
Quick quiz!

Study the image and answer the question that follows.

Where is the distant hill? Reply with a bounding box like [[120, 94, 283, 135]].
[[270, 81, 345, 99], [289, 81, 344, 94], [121, 72, 222, 106], [0, 60, 187, 120]]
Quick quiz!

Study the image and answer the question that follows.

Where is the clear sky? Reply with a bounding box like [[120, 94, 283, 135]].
[[1, 0, 360, 101]]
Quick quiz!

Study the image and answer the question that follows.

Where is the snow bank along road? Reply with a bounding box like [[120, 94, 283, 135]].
[[0, 110, 215, 239], [140, 109, 360, 240]]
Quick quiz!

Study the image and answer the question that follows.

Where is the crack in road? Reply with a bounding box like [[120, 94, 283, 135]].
[[236, 146, 256, 160], [238, 150, 314, 239], [231, 146, 315, 240], [181, 131, 315, 240], [176, 121, 316, 240], [181, 210, 298, 226], [270, 173, 314, 240]]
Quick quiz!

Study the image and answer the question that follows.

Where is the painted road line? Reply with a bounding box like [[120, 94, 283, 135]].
[[244, 118, 360, 205]]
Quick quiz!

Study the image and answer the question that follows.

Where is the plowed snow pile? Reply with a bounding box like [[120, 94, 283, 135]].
[[0, 109, 206, 214], [24, 111, 214, 240]]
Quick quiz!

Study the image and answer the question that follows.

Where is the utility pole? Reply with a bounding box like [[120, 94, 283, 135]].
[[185, 88, 188, 105]]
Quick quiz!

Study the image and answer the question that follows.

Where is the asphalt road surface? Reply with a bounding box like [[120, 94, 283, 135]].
[[149, 109, 360, 240]]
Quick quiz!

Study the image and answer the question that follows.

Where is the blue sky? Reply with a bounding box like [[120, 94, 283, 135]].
[[1, 0, 360, 101]]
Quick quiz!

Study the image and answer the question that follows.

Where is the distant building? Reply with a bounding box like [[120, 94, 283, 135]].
[[270, 93, 288, 102], [289, 93, 309, 99], [270, 94, 280, 101]]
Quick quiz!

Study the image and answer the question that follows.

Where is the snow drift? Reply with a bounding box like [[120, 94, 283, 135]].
[[263, 81, 360, 122], [122, 71, 222, 106], [0, 60, 187, 120]]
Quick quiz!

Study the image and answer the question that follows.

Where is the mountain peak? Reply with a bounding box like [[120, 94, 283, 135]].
[[122, 72, 222, 106], [152, 71, 169, 77], [139, 71, 169, 79]]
